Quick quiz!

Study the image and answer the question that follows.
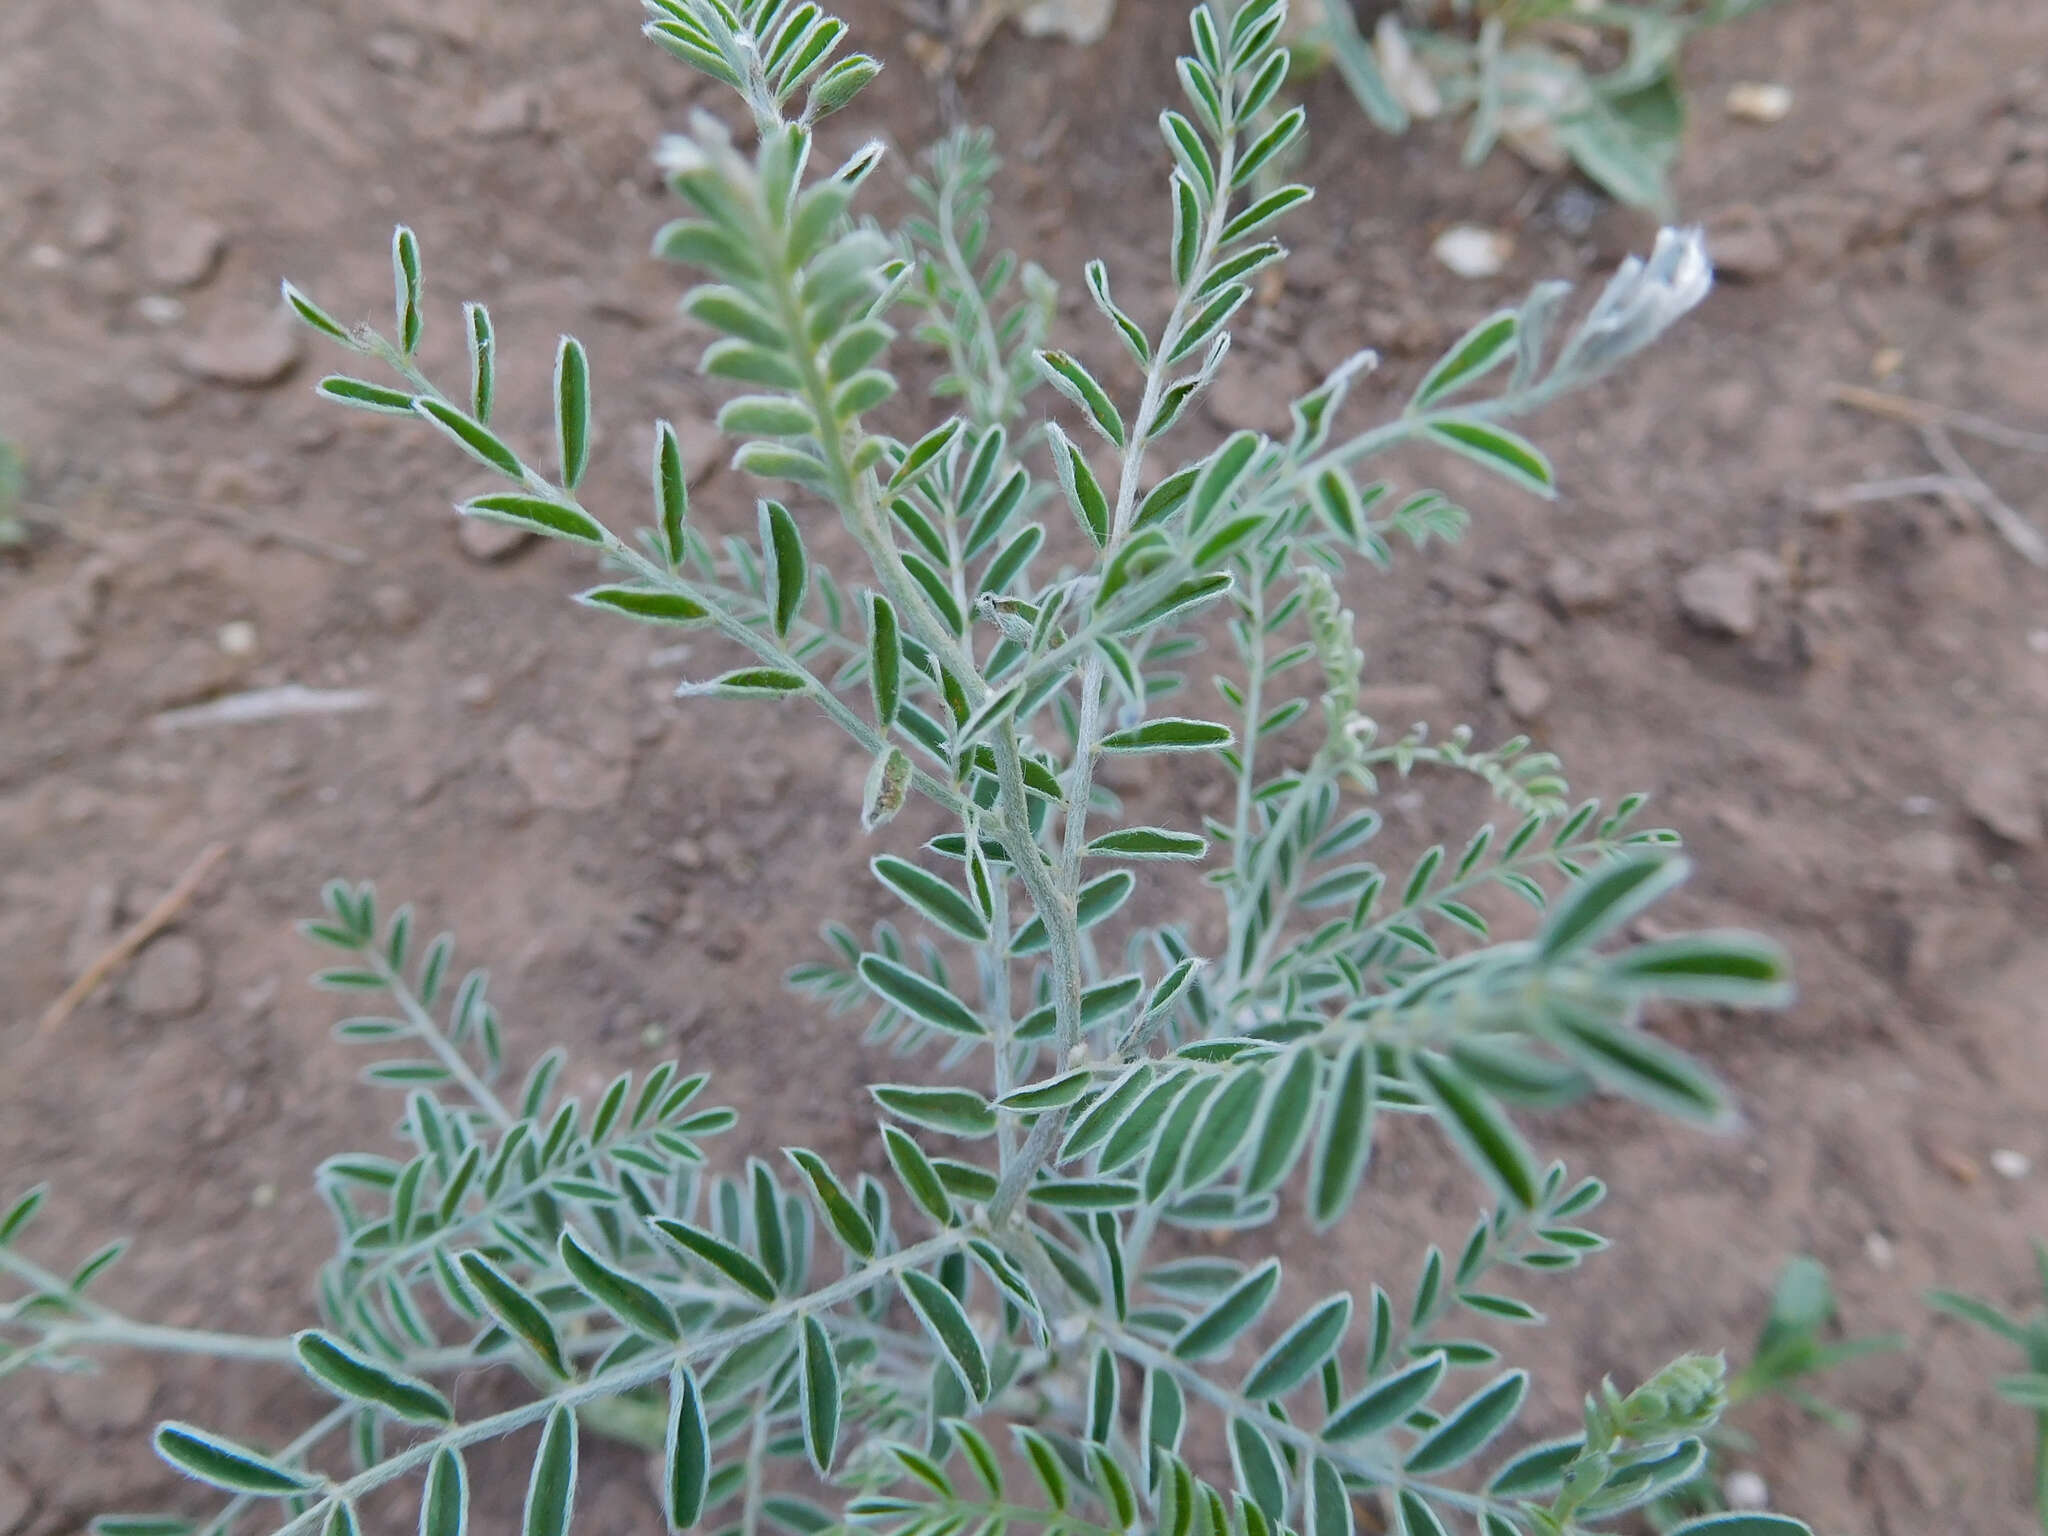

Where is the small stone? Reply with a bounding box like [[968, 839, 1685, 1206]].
[[366, 28, 426, 72], [1723, 1470, 1770, 1511], [1480, 595, 1545, 650], [145, 215, 226, 290], [455, 673, 496, 709], [667, 837, 706, 870], [457, 514, 534, 562], [123, 934, 209, 1018], [124, 364, 189, 416], [1677, 555, 1767, 639], [135, 293, 185, 326], [1492, 647, 1551, 719], [1724, 82, 1793, 123], [1991, 1149, 2031, 1180], [1998, 158, 2048, 213], [27, 243, 65, 271], [1431, 224, 1512, 279], [179, 306, 303, 387], [1947, 208, 2007, 266], [68, 198, 122, 254], [369, 583, 421, 632], [1962, 758, 2041, 846], [216, 619, 258, 657], [468, 84, 539, 139], [505, 723, 630, 811], [1704, 204, 1785, 280], [1544, 553, 1619, 613], [9, 589, 94, 665], [1939, 158, 1998, 203], [47, 1356, 156, 1435], [1864, 1231, 1896, 1270]]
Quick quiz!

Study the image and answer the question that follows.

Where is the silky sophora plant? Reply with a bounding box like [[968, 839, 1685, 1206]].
[[3, 2, 1807, 1534]]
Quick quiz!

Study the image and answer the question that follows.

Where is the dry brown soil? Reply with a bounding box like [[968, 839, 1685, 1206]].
[[4, 0, 2048, 1530]]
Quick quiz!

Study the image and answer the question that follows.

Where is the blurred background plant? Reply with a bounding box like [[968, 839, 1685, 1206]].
[[1287, 0, 1787, 214], [1929, 1243, 2048, 1532]]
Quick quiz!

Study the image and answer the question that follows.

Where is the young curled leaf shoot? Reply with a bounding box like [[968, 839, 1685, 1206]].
[[9, 3, 1819, 1536]]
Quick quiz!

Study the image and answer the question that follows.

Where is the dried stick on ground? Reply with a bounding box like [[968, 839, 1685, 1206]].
[[1828, 383, 2048, 456], [31, 842, 231, 1038]]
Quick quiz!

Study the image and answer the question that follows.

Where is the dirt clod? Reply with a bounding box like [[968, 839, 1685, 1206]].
[[122, 934, 210, 1018], [505, 723, 630, 811], [1492, 646, 1552, 719], [1704, 204, 1786, 280], [1480, 595, 1546, 650], [145, 214, 226, 290], [1677, 555, 1769, 638], [178, 306, 304, 387], [1544, 553, 1619, 613], [1962, 757, 2042, 846]]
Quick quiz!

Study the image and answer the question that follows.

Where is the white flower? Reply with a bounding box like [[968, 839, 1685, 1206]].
[[1560, 226, 1714, 378]]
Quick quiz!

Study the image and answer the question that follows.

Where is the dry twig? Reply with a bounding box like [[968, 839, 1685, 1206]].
[[32, 843, 231, 1038]]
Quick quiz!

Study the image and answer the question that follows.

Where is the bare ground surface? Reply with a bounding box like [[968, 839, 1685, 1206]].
[[3, 0, 2048, 1530]]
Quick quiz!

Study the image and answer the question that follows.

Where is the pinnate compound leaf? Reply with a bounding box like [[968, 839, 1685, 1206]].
[[522, 1405, 577, 1536], [1403, 1369, 1527, 1474], [153, 1423, 315, 1495], [293, 1330, 452, 1424], [901, 1269, 990, 1400]]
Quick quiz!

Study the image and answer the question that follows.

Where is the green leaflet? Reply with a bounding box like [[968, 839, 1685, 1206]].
[[901, 1269, 990, 1401], [1242, 1293, 1350, 1400], [292, 1330, 452, 1424], [152, 1423, 315, 1495], [666, 1365, 710, 1527], [1175, 1258, 1279, 1360], [800, 1314, 841, 1473], [522, 1405, 577, 1536], [558, 1230, 678, 1341], [648, 1216, 779, 1302], [1403, 1369, 1527, 1474], [419, 1446, 469, 1536]]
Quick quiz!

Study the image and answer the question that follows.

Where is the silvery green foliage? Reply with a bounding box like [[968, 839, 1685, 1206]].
[[2, 2, 1811, 1534], [1303, 0, 1783, 215]]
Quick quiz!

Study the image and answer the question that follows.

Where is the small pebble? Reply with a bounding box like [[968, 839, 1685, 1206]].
[[1899, 795, 1939, 817], [2028, 628, 2048, 654], [217, 619, 257, 656], [1865, 1231, 1896, 1271], [1991, 1149, 2031, 1181], [28, 243, 66, 270], [1725, 82, 1794, 124], [1432, 224, 1511, 280], [136, 293, 185, 326], [1724, 1470, 1771, 1511]]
